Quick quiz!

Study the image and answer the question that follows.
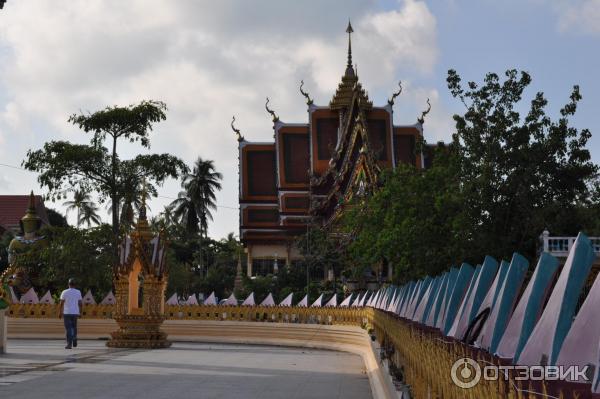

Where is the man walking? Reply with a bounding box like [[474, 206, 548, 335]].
[[59, 278, 82, 349]]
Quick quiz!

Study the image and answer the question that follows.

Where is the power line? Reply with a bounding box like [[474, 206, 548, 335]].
[[0, 162, 239, 211]]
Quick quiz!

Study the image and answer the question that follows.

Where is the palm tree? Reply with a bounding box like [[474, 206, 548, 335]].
[[170, 192, 200, 234], [182, 157, 222, 237], [170, 157, 222, 270], [63, 190, 100, 228], [78, 204, 101, 227]]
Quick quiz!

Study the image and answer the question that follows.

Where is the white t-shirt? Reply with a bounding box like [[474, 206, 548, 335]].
[[60, 288, 82, 315]]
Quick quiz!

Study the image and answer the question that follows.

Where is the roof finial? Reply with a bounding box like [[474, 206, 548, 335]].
[[299, 80, 313, 106], [139, 178, 147, 221], [231, 115, 244, 142], [265, 97, 279, 123], [417, 98, 432, 124], [345, 20, 355, 77], [28, 190, 35, 211], [388, 81, 403, 106]]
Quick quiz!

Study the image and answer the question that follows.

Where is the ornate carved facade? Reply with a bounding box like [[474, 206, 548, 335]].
[[236, 23, 436, 277]]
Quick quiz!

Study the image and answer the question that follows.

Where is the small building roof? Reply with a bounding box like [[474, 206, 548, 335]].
[[0, 195, 50, 234]]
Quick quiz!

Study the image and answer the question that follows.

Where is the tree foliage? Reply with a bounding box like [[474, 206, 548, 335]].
[[447, 69, 598, 259], [23, 100, 188, 264], [343, 145, 467, 282], [342, 69, 599, 282], [36, 225, 114, 297]]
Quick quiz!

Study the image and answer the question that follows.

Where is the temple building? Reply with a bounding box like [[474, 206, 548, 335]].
[[236, 23, 435, 278]]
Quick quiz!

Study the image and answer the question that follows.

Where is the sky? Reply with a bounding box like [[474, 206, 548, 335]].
[[0, 0, 599, 239]]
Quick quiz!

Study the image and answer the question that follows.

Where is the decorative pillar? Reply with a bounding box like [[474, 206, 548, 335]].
[[542, 229, 550, 253]]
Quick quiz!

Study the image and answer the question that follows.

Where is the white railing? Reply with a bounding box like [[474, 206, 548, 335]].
[[540, 230, 600, 257]]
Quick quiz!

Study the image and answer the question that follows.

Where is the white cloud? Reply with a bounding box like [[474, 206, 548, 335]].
[[544, 0, 600, 35], [0, 0, 440, 238]]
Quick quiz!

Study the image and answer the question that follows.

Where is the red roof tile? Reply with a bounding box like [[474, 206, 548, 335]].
[[0, 195, 50, 233]]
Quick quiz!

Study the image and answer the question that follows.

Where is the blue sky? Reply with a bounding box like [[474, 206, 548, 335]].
[[0, 0, 598, 239]]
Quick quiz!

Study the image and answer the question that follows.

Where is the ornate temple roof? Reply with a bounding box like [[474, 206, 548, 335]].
[[117, 193, 168, 279], [236, 22, 431, 246]]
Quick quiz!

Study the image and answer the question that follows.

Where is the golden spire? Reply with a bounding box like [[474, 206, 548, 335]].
[[330, 21, 371, 110], [132, 178, 152, 238], [345, 20, 355, 77]]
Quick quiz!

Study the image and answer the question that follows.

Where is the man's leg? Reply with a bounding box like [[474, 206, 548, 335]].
[[63, 315, 73, 348], [72, 316, 78, 347]]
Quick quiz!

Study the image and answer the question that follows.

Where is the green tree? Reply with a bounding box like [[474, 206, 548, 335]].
[[170, 157, 222, 270], [63, 190, 100, 227], [170, 192, 200, 235], [23, 100, 188, 264], [45, 208, 69, 227], [183, 158, 222, 236], [447, 69, 598, 260], [36, 225, 114, 296], [342, 144, 466, 283], [296, 226, 345, 290]]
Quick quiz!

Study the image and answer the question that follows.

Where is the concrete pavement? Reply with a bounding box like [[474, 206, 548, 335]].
[[0, 339, 372, 399]]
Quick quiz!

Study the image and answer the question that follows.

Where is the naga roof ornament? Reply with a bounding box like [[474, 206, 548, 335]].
[[230, 115, 244, 142], [265, 97, 279, 123], [418, 98, 432, 124], [299, 80, 314, 106], [388, 81, 403, 106], [330, 21, 372, 111]]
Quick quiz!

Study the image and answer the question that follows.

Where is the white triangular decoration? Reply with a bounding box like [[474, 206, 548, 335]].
[[340, 294, 352, 307], [39, 291, 54, 304], [260, 293, 275, 306], [324, 294, 337, 307], [242, 292, 255, 306], [100, 291, 117, 305], [311, 294, 323, 307], [222, 293, 237, 306], [202, 292, 215, 306], [82, 290, 96, 305], [297, 294, 308, 307], [279, 293, 293, 307], [20, 288, 39, 304]]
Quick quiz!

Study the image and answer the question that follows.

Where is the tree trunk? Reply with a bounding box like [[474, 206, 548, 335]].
[[111, 135, 119, 268]]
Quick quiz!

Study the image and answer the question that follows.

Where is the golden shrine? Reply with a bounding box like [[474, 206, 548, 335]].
[[235, 23, 435, 276], [107, 196, 171, 349]]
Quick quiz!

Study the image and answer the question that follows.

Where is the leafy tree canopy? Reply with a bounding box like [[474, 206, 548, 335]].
[[341, 69, 599, 283], [22, 100, 189, 264]]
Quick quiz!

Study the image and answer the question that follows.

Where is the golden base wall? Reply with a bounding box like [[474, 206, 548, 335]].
[[107, 314, 171, 349]]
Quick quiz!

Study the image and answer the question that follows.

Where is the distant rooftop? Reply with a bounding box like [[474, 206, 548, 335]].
[[0, 195, 49, 234]]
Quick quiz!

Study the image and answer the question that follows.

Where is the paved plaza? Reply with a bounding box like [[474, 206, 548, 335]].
[[0, 339, 372, 399]]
